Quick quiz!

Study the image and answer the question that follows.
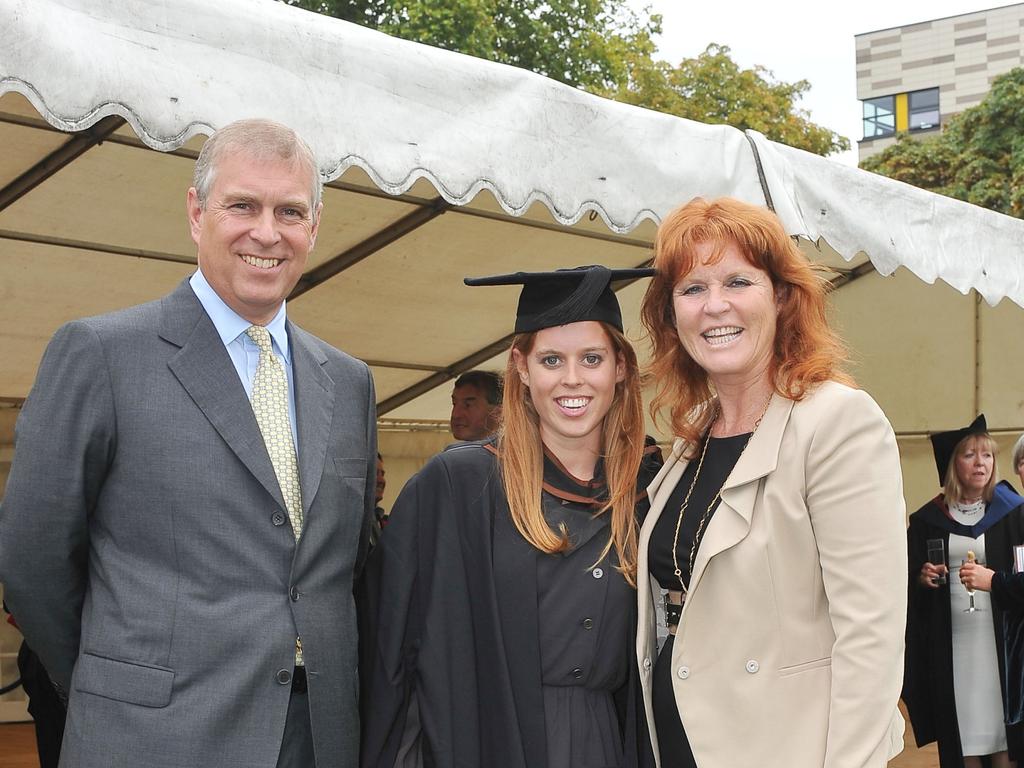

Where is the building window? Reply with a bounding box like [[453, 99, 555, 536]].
[[863, 95, 895, 139], [909, 87, 940, 130]]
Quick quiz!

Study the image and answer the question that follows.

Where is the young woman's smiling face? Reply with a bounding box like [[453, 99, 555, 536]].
[[672, 239, 778, 389], [513, 321, 624, 458]]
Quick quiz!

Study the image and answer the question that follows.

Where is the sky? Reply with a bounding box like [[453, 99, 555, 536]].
[[630, 0, 1008, 165]]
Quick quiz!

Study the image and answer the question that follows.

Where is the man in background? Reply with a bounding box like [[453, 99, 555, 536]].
[[449, 370, 502, 441]]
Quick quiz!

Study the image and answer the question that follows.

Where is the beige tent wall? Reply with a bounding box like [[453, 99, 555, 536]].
[[832, 267, 1024, 514]]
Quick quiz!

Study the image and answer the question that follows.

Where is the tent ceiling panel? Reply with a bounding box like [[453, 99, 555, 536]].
[[0, 142, 196, 257], [1, 241, 192, 398], [0, 122, 67, 188], [366, 366, 439, 403], [0, 91, 47, 120], [308, 185, 422, 271], [287, 212, 650, 366]]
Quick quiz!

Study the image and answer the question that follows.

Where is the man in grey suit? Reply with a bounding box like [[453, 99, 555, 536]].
[[0, 119, 376, 768]]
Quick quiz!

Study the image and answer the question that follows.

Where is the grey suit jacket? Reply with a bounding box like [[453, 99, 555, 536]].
[[0, 280, 376, 768]]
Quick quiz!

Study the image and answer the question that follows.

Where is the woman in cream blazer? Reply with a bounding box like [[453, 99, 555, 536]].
[[635, 197, 907, 768]]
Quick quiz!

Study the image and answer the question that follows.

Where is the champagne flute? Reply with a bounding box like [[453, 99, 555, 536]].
[[963, 550, 980, 613], [926, 538, 947, 585]]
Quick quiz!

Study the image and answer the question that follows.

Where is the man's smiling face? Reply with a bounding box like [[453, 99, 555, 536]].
[[188, 149, 320, 325]]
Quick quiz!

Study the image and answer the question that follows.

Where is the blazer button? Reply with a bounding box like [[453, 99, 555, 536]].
[[289, 586, 300, 602], [592, 568, 604, 579], [276, 669, 292, 685], [745, 659, 760, 674], [271, 511, 287, 526], [582, 618, 594, 630], [572, 667, 584, 680], [677, 666, 690, 680]]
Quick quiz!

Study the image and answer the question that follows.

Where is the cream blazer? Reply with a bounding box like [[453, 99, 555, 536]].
[[636, 382, 907, 768]]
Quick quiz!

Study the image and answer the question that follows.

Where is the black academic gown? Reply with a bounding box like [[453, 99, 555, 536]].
[[903, 481, 1024, 766], [359, 438, 661, 768]]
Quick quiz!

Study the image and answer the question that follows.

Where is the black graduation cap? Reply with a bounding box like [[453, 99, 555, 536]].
[[930, 414, 988, 485], [463, 265, 655, 333]]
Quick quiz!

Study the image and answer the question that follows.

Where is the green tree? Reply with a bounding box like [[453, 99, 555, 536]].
[[286, 0, 658, 92], [862, 68, 1024, 217], [284, 2, 848, 157], [603, 43, 849, 156]]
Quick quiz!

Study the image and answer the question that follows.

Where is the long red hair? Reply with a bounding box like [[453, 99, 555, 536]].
[[640, 197, 852, 446], [498, 322, 646, 586]]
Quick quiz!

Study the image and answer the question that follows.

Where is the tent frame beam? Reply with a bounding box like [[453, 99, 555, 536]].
[[0, 115, 126, 212]]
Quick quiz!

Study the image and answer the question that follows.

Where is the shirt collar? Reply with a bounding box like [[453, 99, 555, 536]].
[[189, 269, 290, 359]]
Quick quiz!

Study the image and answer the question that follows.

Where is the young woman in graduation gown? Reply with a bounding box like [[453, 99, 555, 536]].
[[903, 415, 1024, 768], [359, 265, 662, 768]]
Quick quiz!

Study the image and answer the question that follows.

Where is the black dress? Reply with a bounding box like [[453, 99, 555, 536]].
[[359, 438, 662, 768], [646, 433, 748, 768]]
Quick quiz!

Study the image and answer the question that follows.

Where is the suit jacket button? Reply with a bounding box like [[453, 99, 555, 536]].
[[677, 666, 690, 680], [745, 659, 760, 674], [592, 568, 604, 579], [272, 511, 287, 526], [582, 618, 594, 630], [290, 586, 300, 602], [276, 669, 292, 685]]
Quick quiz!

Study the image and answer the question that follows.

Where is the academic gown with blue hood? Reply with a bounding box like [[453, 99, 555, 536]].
[[903, 481, 1024, 766]]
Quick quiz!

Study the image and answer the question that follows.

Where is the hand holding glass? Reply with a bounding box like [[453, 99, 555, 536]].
[[926, 539, 947, 585]]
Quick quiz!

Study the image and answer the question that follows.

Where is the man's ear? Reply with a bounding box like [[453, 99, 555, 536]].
[[187, 187, 203, 246]]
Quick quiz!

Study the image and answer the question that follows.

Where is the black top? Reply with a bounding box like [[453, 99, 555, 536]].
[[648, 433, 750, 590]]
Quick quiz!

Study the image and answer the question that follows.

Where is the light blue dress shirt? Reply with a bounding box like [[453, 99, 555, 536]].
[[189, 269, 298, 449]]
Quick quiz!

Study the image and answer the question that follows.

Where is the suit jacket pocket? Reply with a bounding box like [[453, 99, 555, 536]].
[[74, 652, 174, 708], [778, 656, 832, 677], [333, 457, 367, 478]]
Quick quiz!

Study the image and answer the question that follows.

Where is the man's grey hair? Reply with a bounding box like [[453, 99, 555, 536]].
[[192, 118, 323, 212], [1012, 433, 1024, 474]]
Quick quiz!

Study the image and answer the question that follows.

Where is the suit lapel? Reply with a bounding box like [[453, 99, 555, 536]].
[[160, 281, 286, 510], [688, 395, 794, 594], [289, 324, 334, 519]]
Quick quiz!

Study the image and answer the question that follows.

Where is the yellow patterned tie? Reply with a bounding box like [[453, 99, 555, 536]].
[[247, 325, 304, 666], [246, 325, 303, 540]]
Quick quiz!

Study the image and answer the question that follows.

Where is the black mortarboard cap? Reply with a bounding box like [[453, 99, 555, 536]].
[[929, 414, 988, 485], [463, 265, 655, 333]]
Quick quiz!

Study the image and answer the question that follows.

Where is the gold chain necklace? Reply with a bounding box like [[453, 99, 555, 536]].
[[671, 393, 773, 593]]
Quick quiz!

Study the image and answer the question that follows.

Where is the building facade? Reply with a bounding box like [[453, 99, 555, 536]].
[[857, 3, 1024, 161]]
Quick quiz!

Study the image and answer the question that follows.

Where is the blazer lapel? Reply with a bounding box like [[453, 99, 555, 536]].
[[688, 395, 795, 594], [492, 494, 547, 768], [160, 281, 286, 510], [289, 324, 334, 519]]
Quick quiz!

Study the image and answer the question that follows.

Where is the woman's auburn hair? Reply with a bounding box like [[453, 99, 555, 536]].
[[497, 322, 646, 587], [640, 196, 852, 447], [943, 433, 999, 507]]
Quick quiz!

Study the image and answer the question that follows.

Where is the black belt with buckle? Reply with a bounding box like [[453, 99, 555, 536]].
[[292, 666, 307, 694]]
